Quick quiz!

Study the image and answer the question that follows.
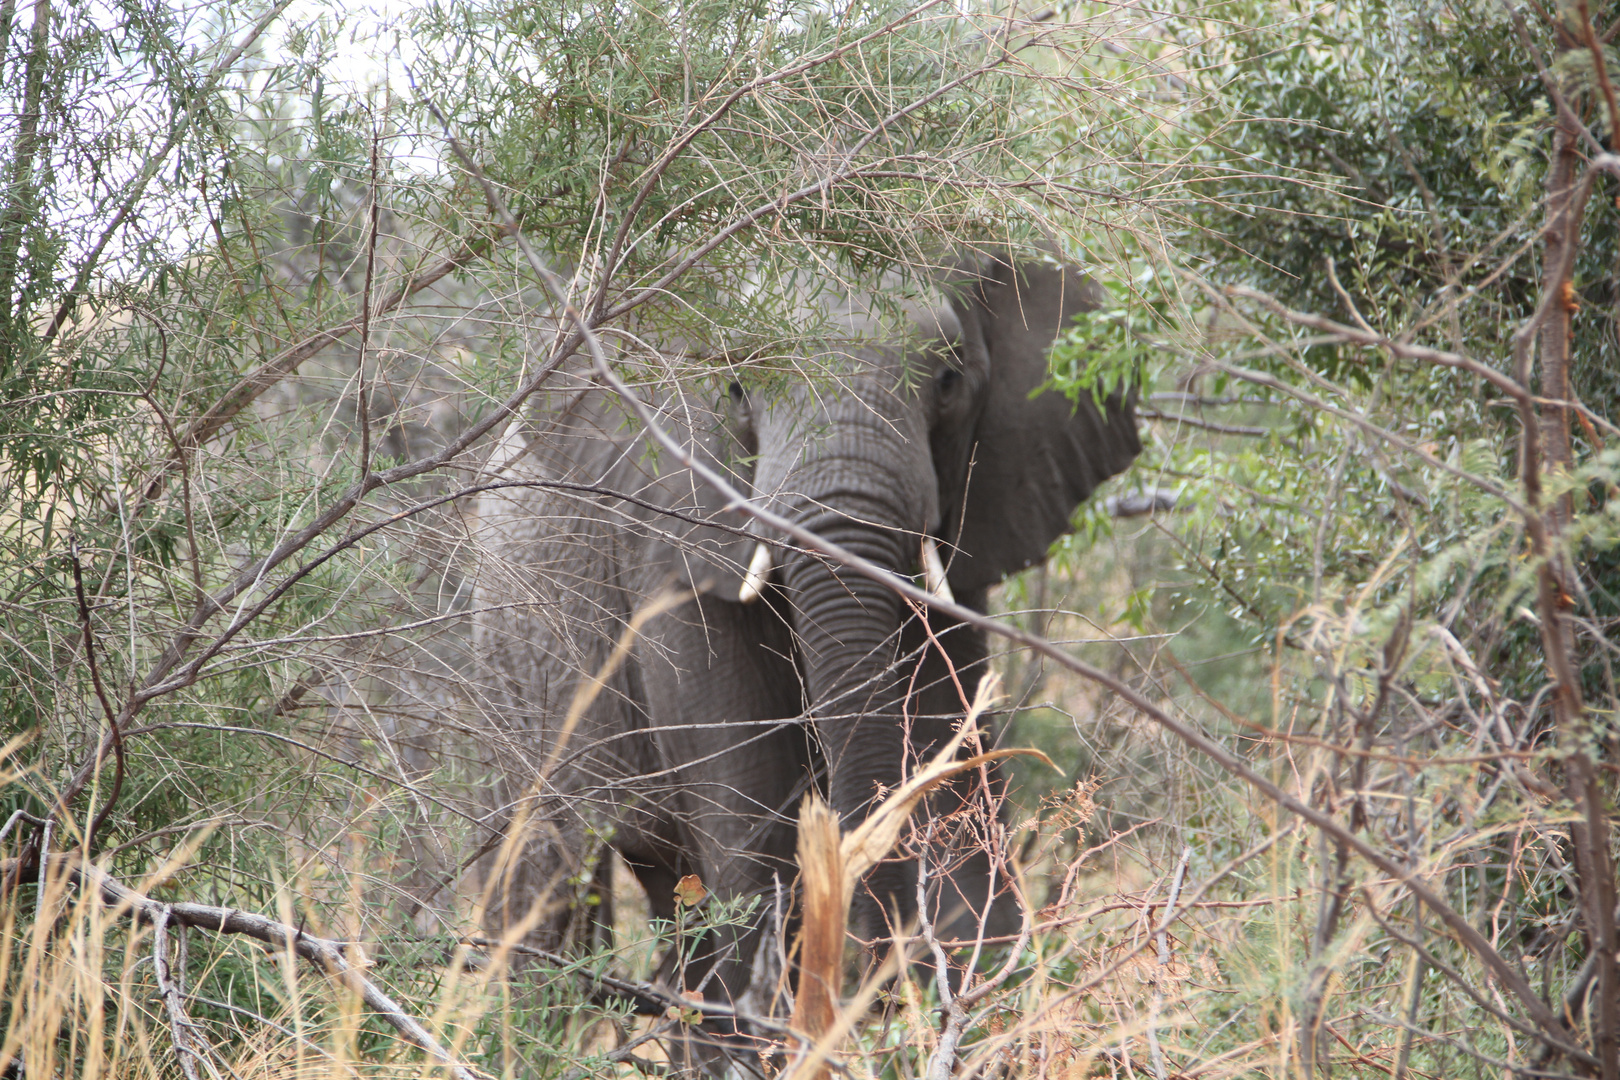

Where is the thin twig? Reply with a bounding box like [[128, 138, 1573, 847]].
[[68, 535, 123, 855], [42, 0, 294, 342], [1147, 846, 1191, 1080], [356, 120, 382, 488]]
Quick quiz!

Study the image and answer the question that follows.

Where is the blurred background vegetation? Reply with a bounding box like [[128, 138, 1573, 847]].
[[3, 0, 1617, 1077]]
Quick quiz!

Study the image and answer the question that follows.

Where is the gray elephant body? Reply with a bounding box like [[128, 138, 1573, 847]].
[[470, 256, 1140, 1016]]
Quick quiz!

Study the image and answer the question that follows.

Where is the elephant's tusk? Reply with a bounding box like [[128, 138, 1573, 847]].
[[738, 541, 773, 603], [920, 536, 955, 604]]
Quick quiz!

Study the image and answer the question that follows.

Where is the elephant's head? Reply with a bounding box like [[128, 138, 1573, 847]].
[[699, 254, 1141, 933]]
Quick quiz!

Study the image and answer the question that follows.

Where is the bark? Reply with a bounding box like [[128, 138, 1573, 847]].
[[1523, 42, 1618, 1077], [1537, 120, 1581, 532]]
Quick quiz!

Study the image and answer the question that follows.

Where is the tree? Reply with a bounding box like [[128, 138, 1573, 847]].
[[0, 0, 1174, 1074], [1033, 0, 1620, 1073]]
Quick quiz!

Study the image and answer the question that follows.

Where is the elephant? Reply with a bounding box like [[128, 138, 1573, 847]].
[[467, 253, 1140, 1026]]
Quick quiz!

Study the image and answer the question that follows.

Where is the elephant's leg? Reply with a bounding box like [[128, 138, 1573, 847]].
[[637, 592, 808, 1017], [475, 672, 670, 956], [475, 767, 591, 951]]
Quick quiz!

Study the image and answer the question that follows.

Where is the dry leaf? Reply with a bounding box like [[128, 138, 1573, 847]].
[[673, 873, 707, 908]]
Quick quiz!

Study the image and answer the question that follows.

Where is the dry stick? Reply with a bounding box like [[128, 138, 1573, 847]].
[[918, 824, 1034, 1080], [555, 1020, 683, 1080], [0, 810, 47, 851], [6, 854, 488, 1080], [450, 114, 1594, 1068], [153, 906, 206, 1080], [937, 825, 1034, 1069], [955, 829, 1286, 1080], [1135, 407, 1271, 437], [917, 830, 963, 1080], [460, 936, 800, 1030], [1146, 845, 1192, 1080], [1304, 616, 1410, 1074]]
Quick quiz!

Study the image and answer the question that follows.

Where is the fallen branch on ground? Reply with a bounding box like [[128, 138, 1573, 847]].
[[1, 853, 490, 1080]]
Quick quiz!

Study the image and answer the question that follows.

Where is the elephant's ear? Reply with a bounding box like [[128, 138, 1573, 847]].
[[946, 259, 1141, 597], [639, 383, 763, 599]]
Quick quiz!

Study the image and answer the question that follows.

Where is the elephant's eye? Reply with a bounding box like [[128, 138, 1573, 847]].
[[935, 366, 961, 394], [728, 380, 745, 402]]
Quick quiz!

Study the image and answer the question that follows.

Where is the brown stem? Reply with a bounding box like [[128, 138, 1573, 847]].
[[1537, 123, 1583, 533], [68, 536, 123, 856], [1508, 7, 1606, 158], [1579, 0, 1620, 145], [1513, 45, 1619, 1075]]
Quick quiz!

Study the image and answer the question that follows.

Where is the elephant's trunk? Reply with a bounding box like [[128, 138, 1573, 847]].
[[776, 519, 915, 823], [777, 520, 920, 932], [752, 372, 939, 923]]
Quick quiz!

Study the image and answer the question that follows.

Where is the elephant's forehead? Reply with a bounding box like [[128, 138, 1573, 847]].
[[809, 281, 961, 347]]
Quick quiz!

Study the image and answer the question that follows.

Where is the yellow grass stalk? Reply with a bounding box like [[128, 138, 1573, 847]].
[[786, 673, 1050, 1080]]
